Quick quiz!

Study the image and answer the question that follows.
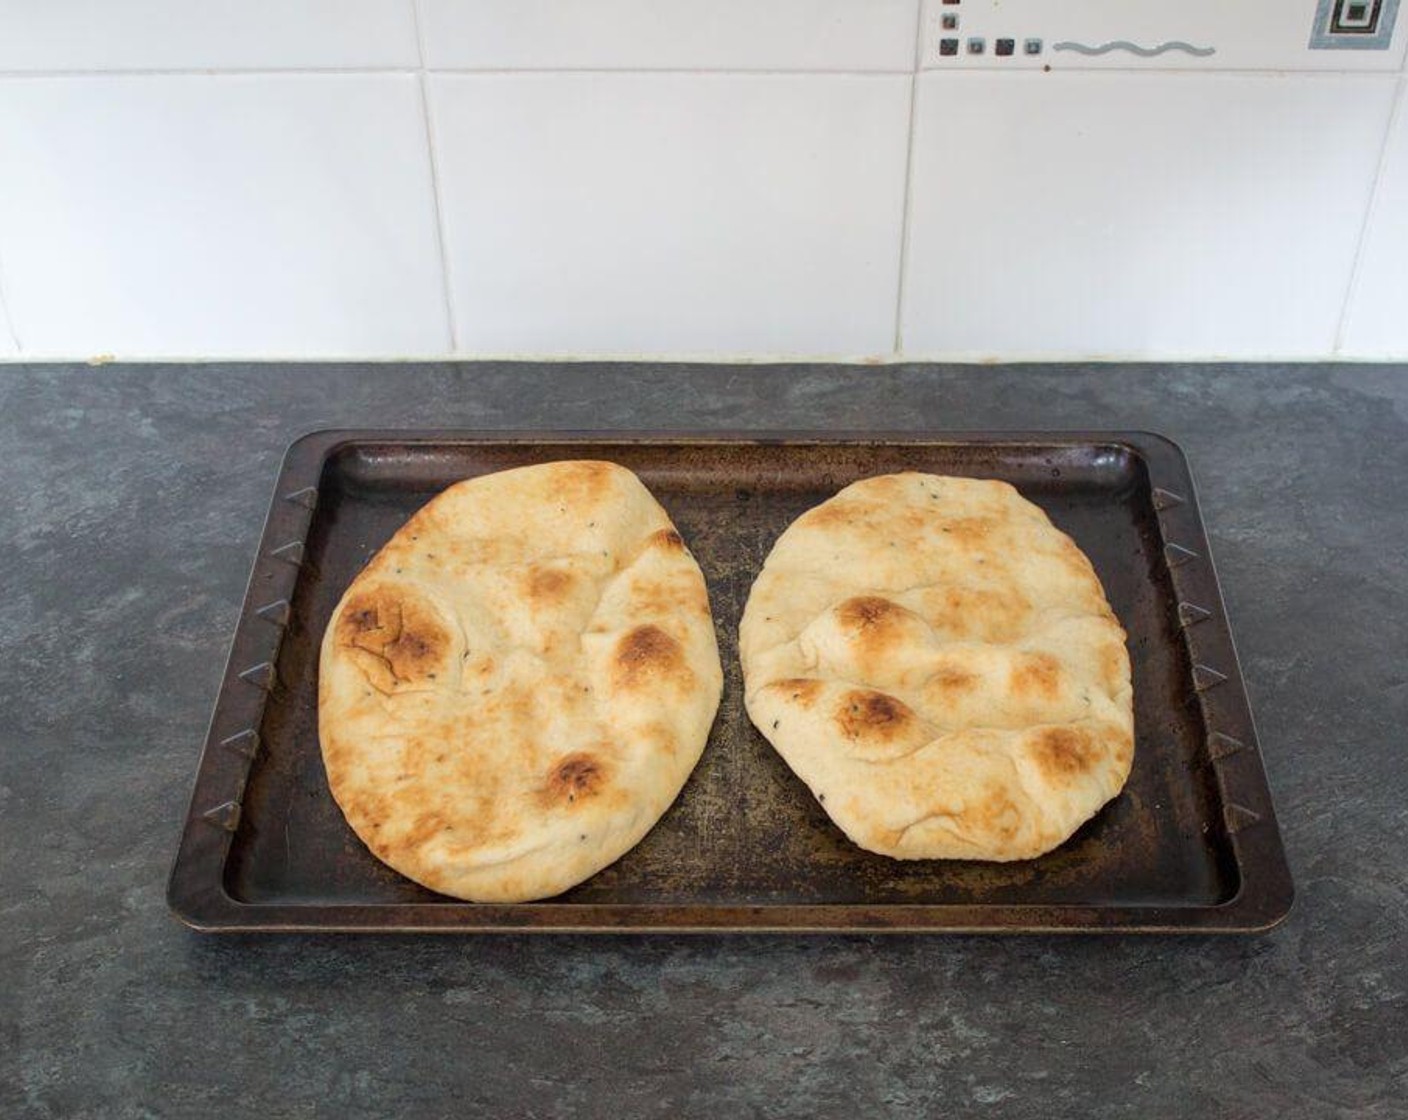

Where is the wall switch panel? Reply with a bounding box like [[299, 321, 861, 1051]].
[[1310, 0, 1402, 49], [920, 0, 1407, 70]]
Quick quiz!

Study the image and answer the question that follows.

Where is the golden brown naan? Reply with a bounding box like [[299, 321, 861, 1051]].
[[319, 460, 723, 902], [739, 473, 1133, 861]]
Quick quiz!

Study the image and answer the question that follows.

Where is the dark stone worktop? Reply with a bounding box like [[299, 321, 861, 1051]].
[[3, 362, 1405, 1118]]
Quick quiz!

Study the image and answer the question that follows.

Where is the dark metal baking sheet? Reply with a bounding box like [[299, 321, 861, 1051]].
[[168, 431, 1293, 933]]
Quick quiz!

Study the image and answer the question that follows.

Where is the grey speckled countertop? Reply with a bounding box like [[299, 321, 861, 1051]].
[[3, 362, 1406, 1119]]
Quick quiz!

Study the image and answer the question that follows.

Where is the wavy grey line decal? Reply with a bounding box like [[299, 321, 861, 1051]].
[[1053, 40, 1216, 58]]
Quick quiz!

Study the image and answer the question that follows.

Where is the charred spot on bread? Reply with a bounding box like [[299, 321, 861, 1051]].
[[337, 589, 451, 691], [649, 528, 685, 551], [1010, 652, 1063, 699], [1100, 642, 1128, 693], [834, 595, 915, 656], [801, 497, 863, 530], [836, 689, 915, 742], [1030, 726, 1099, 782], [347, 606, 380, 632], [962, 786, 1023, 843], [770, 677, 823, 708], [550, 460, 619, 506], [612, 624, 688, 690], [837, 595, 899, 629], [1111, 730, 1134, 769], [937, 516, 994, 548], [624, 570, 713, 621], [525, 564, 574, 604], [544, 752, 607, 805], [930, 666, 978, 692]]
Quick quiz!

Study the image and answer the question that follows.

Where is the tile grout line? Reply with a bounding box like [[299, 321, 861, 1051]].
[[0, 66, 915, 79], [420, 66, 911, 77], [1, 65, 1399, 80], [0, 244, 21, 353], [411, 0, 460, 354], [1334, 73, 1405, 354], [910, 64, 1406, 78], [892, 1, 926, 357], [0, 66, 421, 78]]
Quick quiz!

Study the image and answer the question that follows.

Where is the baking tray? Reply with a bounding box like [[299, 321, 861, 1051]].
[[168, 431, 1293, 933]]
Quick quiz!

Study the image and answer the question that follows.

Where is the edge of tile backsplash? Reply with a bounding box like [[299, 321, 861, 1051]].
[[0, 0, 1405, 363], [1, 349, 1399, 367], [0, 247, 19, 354], [891, 3, 925, 354], [410, 0, 459, 352], [1336, 73, 1408, 352]]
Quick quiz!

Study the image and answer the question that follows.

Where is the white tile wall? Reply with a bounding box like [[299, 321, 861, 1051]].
[[419, 0, 919, 72], [901, 72, 1399, 359], [0, 75, 449, 358], [0, 272, 17, 355], [1341, 82, 1408, 356], [0, 1, 419, 71], [428, 73, 910, 357], [0, 2, 1404, 362]]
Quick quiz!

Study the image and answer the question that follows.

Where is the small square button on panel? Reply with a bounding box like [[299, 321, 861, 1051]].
[[995, 38, 1014, 56], [939, 38, 959, 56], [967, 37, 985, 54], [1336, 0, 1377, 28], [942, 13, 959, 30], [1024, 38, 1043, 55]]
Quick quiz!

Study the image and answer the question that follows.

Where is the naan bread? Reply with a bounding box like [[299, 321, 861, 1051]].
[[319, 460, 723, 902], [740, 473, 1133, 861]]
